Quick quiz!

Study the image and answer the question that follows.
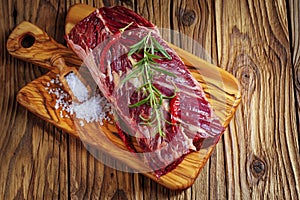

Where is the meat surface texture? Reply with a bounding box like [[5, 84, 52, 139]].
[[66, 6, 225, 177]]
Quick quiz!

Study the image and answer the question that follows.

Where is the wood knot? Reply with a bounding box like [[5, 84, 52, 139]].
[[237, 65, 256, 87], [119, 0, 133, 7], [240, 68, 252, 86], [103, 0, 112, 7], [250, 157, 266, 178], [178, 8, 196, 26], [234, 55, 259, 96], [112, 189, 127, 200]]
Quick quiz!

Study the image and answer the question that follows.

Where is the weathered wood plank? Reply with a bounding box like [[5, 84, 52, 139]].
[[288, 0, 300, 148], [215, 0, 300, 199], [0, 0, 69, 199], [287, 0, 300, 197]]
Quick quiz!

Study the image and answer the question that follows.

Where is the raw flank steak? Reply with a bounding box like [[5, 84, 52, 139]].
[[66, 6, 225, 177]]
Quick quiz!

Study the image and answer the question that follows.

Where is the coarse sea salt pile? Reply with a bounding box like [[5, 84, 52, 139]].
[[45, 73, 112, 126]]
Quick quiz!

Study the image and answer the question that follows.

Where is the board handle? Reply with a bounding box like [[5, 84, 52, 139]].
[[6, 21, 82, 70]]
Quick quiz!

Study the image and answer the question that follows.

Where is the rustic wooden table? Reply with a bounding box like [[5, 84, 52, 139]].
[[1, 0, 299, 199]]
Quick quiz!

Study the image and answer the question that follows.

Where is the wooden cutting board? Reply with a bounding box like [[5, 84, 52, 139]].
[[6, 5, 241, 190]]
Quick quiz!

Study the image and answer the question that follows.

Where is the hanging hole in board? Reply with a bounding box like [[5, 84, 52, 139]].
[[20, 34, 35, 48]]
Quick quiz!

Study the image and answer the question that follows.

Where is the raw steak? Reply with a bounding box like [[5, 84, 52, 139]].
[[66, 6, 225, 177]]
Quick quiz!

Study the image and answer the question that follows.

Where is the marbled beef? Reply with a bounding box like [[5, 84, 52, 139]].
[[66, 6, 225, 177]]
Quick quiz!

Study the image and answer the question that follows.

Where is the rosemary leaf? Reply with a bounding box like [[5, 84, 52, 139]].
[[128, 46, 141, 57], [128, 38, 146, 55], [133, 57, 147, 68], [151, 36, 172, 60], [150, 65, 177, 78], [139, 114, 151, 122], [120, 66, 142, 85], [145, 51, 162, 60], [129, 95, 150, 108]]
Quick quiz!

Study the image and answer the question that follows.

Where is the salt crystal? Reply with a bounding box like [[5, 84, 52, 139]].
[[60, 110, 63, 118], [79, 121, 85, 127], [54, 104, 59, 110], [55, 78, 60, 84]]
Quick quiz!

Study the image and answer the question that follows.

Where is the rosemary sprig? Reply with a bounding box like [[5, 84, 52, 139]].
[[122, 31, 177, 137]]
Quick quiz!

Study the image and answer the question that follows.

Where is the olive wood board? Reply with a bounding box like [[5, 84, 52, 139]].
[[6, 4, 241, 190]]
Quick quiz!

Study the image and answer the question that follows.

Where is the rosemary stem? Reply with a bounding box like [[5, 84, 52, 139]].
[[119, 22, 134, 33], [155, 108, 164, 136], [123, 30, 175, 137]]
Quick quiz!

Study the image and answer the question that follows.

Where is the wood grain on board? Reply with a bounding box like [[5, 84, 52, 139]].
[[0, 0, 299, 199]]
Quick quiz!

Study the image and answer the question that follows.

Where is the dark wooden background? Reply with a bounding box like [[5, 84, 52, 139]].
[[1, 0, 299, 199]]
